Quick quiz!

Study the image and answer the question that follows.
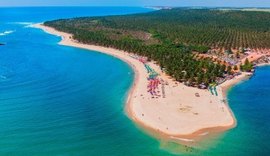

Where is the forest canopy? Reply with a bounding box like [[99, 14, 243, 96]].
[[44, 8, 269, 86]]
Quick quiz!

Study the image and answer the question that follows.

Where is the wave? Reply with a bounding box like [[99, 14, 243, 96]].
[[0, 75, 8, 81], [10, 22, 33, 25], [0, 30, 14, 36], [170, 136, 194, 142], [24, 24, 35, 28], [199, 132, 209, 136], [8, 22, 35, 28]]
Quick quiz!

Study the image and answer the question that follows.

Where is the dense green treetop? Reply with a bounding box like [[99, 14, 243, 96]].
[[46, 9, 270, 50], [44, 8, 266, 86]]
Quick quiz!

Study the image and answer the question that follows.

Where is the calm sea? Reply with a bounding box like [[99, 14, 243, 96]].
[[0, 7, 270, 156]]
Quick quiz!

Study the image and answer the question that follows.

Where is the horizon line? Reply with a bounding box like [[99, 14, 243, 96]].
[[0, 5, 270, 8]]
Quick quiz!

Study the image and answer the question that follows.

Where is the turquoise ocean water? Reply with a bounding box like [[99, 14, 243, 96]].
[[0, 7, 270, 155]]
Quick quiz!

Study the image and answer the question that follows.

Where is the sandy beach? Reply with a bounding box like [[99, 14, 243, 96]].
[[34, 23, 252, 141]]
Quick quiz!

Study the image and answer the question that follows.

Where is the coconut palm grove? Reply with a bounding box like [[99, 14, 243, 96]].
[[44, 8, 269, 86]]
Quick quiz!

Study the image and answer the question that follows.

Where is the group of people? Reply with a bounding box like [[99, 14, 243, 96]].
[[209, 84, 218, 96], [130, 54, 169, 98], [147, 78, 160, 97], [142, 61, 162, 98], [130, 54, 165, 98]]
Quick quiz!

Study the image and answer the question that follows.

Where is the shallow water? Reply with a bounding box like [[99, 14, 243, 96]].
[[201, 66, 270, 155], [0, 7, 173, 156], [0, 7, 270, 156]]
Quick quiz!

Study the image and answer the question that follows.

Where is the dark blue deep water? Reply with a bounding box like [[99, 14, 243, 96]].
[[0, 7, 270, 156]]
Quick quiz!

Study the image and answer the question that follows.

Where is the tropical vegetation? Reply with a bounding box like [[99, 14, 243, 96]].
[[44, 8, 269, 86]]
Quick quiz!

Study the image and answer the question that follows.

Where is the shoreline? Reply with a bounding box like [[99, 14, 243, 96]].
[[256, 63, 270, 67], [34, 23, 250, 142]]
